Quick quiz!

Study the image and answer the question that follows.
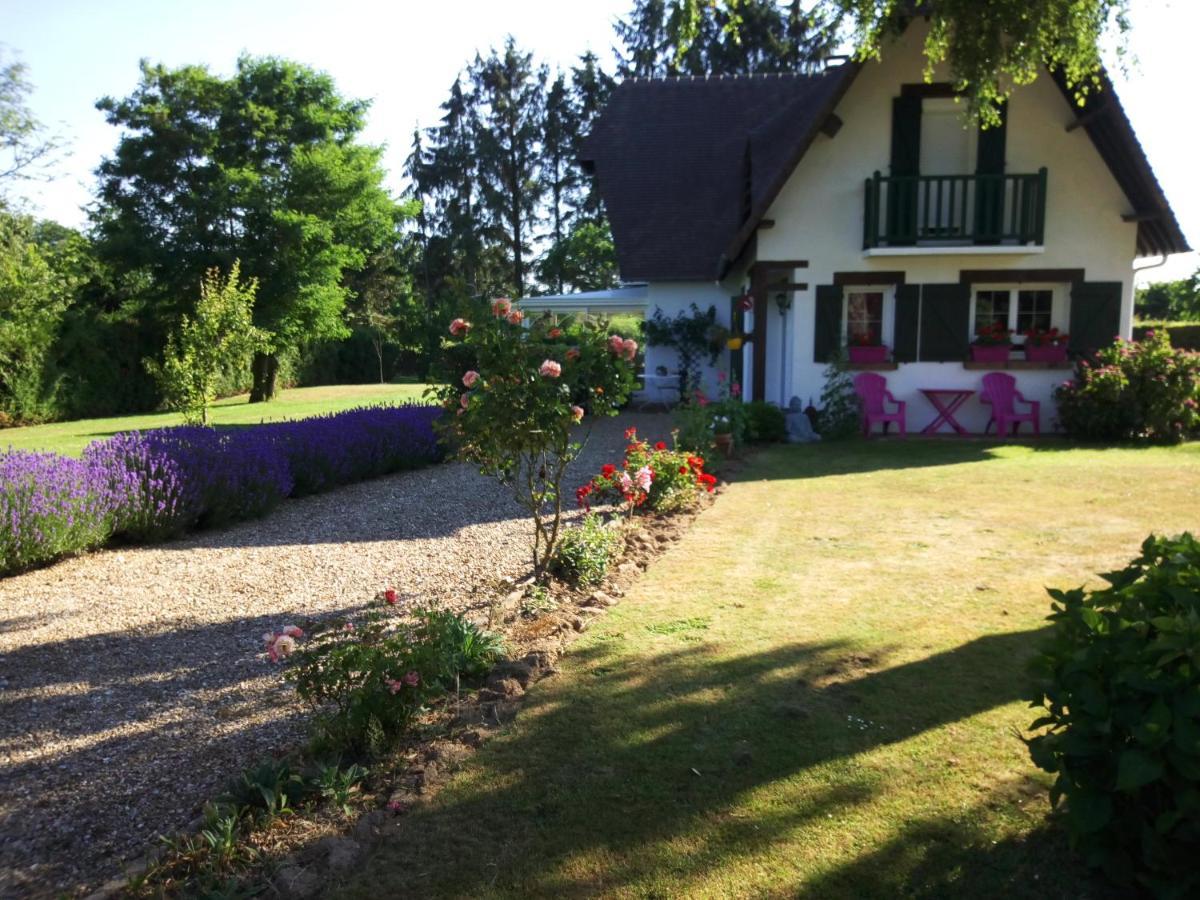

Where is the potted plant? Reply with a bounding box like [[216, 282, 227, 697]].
[[847, 331, 889, 364], [970, 321, 1013, 363], [1023, 327, 1069, 363], [712, 414, 734, 457]]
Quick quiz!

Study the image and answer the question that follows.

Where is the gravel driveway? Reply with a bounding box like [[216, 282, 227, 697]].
[[0, 412, 672, 897]]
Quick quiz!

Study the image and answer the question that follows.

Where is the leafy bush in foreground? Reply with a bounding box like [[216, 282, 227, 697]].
[[1025, 533, 1200, 897]]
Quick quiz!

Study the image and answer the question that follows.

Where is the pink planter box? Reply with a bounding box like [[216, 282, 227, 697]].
[[1024, 344, 1068, 363], [970, 344, 1012, 364], [849, 345, 889, 363]]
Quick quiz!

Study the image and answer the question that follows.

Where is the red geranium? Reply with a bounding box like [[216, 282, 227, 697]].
[[654, 441, 667, 450]]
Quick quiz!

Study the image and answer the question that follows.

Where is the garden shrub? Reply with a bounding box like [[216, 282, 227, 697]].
[[579, 428, 715, 515], [549, 513, 623, 585], [3, 404, 443, 570], [743, 400, 787, 443], [1025, 533, 1200, 896], [817, 350, 861, 439], [1056, 331, 1200, 442], [282, 597, 502, 754], [433, 300, 634, 573], [0, 450, 120, 575]]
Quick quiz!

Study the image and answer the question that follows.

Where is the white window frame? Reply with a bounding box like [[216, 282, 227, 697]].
[[841, 286, 896, 349], [968, 283, 1068, 343]]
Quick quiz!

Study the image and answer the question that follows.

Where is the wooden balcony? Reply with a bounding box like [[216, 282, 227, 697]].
[[863, 169, 1048, 250]]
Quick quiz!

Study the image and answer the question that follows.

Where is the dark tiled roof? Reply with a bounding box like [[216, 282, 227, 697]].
[[579, 67, 856, 282], [582, 63, 1187, 282]]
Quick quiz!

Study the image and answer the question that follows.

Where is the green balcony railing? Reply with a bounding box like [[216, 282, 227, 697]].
[[863, 168, 1048, 250]]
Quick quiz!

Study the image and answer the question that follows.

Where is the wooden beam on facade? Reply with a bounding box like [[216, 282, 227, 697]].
[[1065, 104, 1108, 132], [819, 113, 843, 138]]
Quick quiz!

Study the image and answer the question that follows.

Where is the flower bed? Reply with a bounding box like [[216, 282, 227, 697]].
[[1, 404, 443, 575]]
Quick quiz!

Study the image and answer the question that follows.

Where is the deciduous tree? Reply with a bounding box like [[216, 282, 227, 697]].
[[94, 57, 398, 402]]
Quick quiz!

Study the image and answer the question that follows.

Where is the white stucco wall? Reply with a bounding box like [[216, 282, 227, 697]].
[[745, 22, 1140, 432], [641, 279, 745, 401]]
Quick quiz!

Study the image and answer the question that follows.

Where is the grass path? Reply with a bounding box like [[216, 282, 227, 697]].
[[338, 439, 1200, 899], [0, 383, 430, 456]]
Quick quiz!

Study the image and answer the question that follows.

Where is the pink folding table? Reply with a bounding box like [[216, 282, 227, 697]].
[[919, 388, 973, 435]]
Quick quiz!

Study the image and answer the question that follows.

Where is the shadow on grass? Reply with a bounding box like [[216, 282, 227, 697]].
[[741, 436, 1085, 483], [334, 624, 1104, 898]]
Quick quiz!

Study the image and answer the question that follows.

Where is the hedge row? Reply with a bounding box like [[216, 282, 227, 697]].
[[1, 405, 443, 576]]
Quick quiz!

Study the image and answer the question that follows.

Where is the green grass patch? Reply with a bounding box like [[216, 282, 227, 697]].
[[335, 438, 1200, 899], [0, 383, 433, 456]]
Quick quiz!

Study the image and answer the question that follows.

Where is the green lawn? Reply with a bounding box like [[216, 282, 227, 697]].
[[340, 439, 1200, 899], [0, 383, 431, 456]]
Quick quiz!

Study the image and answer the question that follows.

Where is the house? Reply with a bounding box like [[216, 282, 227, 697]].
[[575, 20, 1189, 433]]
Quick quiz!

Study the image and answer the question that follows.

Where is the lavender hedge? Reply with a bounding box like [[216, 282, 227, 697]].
[[1, 404, 443, 575]]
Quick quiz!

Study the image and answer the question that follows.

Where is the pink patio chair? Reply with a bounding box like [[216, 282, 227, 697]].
[[853, 372, 906, 438], [980, 372, 1040, 436]]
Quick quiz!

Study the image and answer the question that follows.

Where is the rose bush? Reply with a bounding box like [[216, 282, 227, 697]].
[[432, 301, 635, 573], [1056, 331, 1200, 442], [278, 593, 503, 754]]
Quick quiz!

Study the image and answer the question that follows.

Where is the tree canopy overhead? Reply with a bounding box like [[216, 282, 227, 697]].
[[94, 56, 399, 400], [652, 0, 1130, 124]]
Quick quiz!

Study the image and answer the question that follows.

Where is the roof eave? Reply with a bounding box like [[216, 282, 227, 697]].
[[716, 62, 863, 279]]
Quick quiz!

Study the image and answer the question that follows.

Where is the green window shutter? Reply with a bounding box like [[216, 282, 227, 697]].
[[888, 96, 922, 243], [918, 283, 971, 362], [813, 284, 844, 363], [893, 283, 920, 362], [1069, 281, 1123, 357], [974, 101, 1008, 241]]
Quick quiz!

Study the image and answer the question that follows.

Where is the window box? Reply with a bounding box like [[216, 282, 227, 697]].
[[970, 344, 1012, 364], [848, 345, 890, 364], [1024, 344, 1068, 363], [964, 359, 1073, 371]]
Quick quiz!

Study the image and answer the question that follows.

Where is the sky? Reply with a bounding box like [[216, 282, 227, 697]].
[[4, 0, 1198, 283]]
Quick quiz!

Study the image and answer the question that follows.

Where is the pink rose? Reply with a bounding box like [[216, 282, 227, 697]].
[[267, 634, 296, 663], [539, 359, 562, 378], [570, 405, 584, 423], [460, 393, 471, 408], [462, 370, 479, 388], [507, 309, 525, 326], [386, 678, 404, 694], [566, 347, 581, 362], [635, 465, 653, 492], [618, 471, 633, 494], [403, 670, 420, 687], [449, 318, 470, 337], [621, 338, 638, 361], [608, 335, 625, 354], [492, 298, 512, 317]]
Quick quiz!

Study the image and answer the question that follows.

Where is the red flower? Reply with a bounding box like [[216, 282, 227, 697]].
[[624, 427, 637, 440], [654, 441, 667, 451], [687, 455, 705, 470], [678, 466, 688, 475], [384, 588, 398, 605], [576, 484, 592, 509], [601, 463, 617, 477], [697, 473, 717, 492]]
